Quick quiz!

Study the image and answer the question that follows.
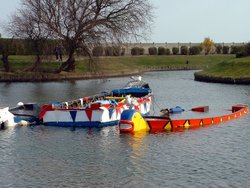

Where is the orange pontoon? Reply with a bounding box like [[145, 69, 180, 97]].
[[119, 104, 249, 133]]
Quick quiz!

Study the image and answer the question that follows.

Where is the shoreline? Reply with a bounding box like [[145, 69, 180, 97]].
[[0, 66, 199, 82], [1, 67, 250, 84], [194, 73, 250, 85]]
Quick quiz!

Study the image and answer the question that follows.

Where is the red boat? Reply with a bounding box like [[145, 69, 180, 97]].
[[119, 104, 249, 133]]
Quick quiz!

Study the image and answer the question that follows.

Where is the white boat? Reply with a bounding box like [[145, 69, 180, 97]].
[[0, 107, 15, 128]]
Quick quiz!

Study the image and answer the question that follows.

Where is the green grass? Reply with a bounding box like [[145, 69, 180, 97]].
[[196, 56, 250, 78], [3, 54, 250, 80], [75, 54, 235, 74]]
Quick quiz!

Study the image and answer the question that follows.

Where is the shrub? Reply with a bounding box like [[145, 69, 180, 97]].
[[158, 46, 166, 55], [245, 42, 250, 56], [131, 47, 144, 55], [189, 46, 201, 55], [92, 46, 104, 56], [172, 47, 179, 55], [231, 45, 245, 54], [222, 46, 229, 54], [215, 45, 222, 54], [131, 47, 139, 55], [121, 48, 125, 56], [104, 46, 113, 56], [139, 48, 144, 55], [113, 46, 122, 56], [236, 52, 247, 58], [166, 48, 171, 55], [180, 46, 188, 55], [148, 47, 157, 55]]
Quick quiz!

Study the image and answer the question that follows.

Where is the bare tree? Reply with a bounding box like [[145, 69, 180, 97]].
[[18, 0, 153, 72], [0, 38, 14, 72], [8, 4, 53, 71]]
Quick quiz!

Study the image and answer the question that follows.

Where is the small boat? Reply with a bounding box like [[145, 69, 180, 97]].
[[0, 107, 15, 128], [111, 76, 152, 97], [119, 104, 249, 133], [9, 102, 41, 125]]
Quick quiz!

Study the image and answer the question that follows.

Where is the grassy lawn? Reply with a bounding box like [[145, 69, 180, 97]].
[[196, 56, 250, 78], [3, 54, 250, 80]]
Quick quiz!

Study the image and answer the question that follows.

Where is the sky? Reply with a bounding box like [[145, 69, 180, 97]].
[[0, 0, 250, 43]]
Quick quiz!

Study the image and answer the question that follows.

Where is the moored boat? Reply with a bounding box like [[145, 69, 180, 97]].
[[40, 94, 152, 127], [9, 102, 41, 125], [119, 104, 249, 133], [111, 76, 152, 97], [40, 77, 153, 127], [0, 107, 15, 128]]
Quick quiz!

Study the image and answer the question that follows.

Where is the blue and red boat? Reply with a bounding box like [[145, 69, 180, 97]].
[[40, 77, 153, 127]]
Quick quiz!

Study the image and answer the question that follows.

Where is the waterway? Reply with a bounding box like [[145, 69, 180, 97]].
[[1, 70, 250, 187]]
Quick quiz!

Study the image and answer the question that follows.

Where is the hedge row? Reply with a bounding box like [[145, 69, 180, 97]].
[[131, 43, 250, 56]]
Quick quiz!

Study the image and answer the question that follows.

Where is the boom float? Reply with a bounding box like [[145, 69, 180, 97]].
[[119, 104, 249, 133]]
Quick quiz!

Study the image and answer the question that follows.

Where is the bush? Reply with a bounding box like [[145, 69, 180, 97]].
[[104, 46, 113, 56], [148, 47, 157, 55], [166, 48, 171, 55], [92, 46, 104, 56], [121, 48, 125, 56], [236, 52, 248, 58], [113, 46, 122, 56], [139, 48, 144, 55], [158, 46, 166, 55], [131, 47, 144, 55], [180, 46, 188, 55], [131, 47, 140, 55], [222, 46, 229, 54], [172, 47, 179, 55], [244, 42, 250, 56], [215, 45, 222, 54], [231, 45, 245, 54], [189, 46, 201, 55]]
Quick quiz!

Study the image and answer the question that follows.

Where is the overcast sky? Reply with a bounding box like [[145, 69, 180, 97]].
[[0, 0, 250, 43]]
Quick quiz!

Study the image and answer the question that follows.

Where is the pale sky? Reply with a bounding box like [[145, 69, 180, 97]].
[[0, 0, 250, 43]]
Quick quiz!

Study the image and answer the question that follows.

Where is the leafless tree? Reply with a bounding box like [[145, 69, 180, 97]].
[[8, 3, 53, 71], [17, 0, 153, 72], [0, 39, 14, 72]]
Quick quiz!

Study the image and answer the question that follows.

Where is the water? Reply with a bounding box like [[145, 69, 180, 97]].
[[1, 70, 250, 187]]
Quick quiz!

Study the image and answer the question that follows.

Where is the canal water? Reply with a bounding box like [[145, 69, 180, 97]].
[[1, 70, 250, 187]]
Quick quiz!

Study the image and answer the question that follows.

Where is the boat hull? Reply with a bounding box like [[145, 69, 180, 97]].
[[119, 104, 249, 133]]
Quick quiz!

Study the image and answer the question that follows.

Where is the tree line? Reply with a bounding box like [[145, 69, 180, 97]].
[[0, 0, 153, 73]]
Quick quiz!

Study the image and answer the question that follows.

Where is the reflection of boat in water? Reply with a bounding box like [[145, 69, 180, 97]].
[[40, 77, 153, 128], [119, 104, 249, 133]]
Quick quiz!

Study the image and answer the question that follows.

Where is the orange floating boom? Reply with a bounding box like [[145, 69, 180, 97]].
[[119, 104, 249, 133]]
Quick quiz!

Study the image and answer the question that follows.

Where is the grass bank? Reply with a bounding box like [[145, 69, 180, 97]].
[[194, 56, 250, 84], [1, 54, 246, 82]]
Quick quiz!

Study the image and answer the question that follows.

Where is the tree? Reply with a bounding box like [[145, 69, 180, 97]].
[[17, 0, 153, 72], [215, 44, 222, 54], [0, 39, 14, 72], [8, 4, 53, 71], [202, 37, 214, 55], [172, 47, 179, 55]]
